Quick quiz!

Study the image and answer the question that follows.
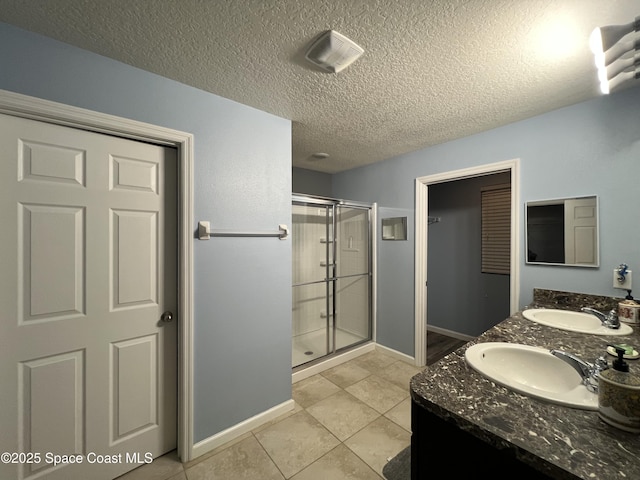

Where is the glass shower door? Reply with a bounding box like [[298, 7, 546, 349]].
[[292, 198, 372, 369], [334, 205, 371, 351], [292, 202, 334, 367]]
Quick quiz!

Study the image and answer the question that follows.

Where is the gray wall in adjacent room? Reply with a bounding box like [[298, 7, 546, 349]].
[[293, 167, 333, 197], [427, 173, 511, 337]]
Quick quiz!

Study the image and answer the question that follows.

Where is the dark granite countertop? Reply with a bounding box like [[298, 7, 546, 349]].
[[411, 307, 640, 480]]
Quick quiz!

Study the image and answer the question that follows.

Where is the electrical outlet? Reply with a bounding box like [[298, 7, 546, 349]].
[[613, 269, 632, 290]]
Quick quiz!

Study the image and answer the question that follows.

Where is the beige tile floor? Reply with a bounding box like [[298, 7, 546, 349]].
[[116, 349, 422, 480]]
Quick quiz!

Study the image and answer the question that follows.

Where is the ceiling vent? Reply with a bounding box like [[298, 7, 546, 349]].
[[305, 30, 364, 73]]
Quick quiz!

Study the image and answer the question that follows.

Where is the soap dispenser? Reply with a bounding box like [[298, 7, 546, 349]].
[[598, 344, 640, 433], [619, 291, 640, 326]]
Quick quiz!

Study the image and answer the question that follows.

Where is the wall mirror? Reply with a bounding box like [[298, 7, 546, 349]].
[[526, 195, 599, 267]]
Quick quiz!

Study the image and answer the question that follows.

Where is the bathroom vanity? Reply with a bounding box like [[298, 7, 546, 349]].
[[411, 295, 640, 479]]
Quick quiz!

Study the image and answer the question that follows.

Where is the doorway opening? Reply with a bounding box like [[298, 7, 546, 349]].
[[414, 159, 520, 367], [428, 174, 511, 338]]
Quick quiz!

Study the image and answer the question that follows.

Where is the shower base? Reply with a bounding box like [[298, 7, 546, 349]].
[[292, 327, 367, 368]]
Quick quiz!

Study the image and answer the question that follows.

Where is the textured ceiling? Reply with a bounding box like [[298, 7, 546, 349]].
[[0, 0, 638, 173]]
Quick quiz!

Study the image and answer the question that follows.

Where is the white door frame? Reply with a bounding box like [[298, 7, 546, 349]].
[[0, 89, 195, 461], [414, 159, 520, 367]]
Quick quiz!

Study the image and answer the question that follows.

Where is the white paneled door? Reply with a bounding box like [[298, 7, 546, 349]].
[[0, 114, 177, 480], [564, 196, 598, 265]]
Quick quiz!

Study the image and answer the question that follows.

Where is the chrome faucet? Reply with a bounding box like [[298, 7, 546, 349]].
[[549, 350, 608, 393], [581, 307, 620, 329]]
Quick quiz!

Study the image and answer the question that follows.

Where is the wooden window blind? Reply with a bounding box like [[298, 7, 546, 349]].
[[481, 185, 511, 275]]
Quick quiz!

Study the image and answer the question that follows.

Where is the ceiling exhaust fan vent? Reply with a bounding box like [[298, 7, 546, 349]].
[[305, 30, 364, 73]]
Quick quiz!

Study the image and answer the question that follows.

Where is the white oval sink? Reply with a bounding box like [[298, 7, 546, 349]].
[[465, 342, 598, 410], [522, 309, 633, 336]]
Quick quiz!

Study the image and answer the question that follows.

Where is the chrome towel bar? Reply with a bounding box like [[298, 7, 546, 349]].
[[198, 221, 289, 240]]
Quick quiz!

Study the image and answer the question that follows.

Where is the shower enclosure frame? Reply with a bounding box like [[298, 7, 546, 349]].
[[292, 194, 374, 369]]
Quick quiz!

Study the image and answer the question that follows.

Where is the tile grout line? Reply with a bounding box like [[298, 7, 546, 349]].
[[293, 369, 411, 477], [249, 430, 288, 480]]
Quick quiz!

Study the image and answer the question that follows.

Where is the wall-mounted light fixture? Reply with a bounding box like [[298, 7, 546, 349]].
[[600, 66, 640, 94], [590, 16, 640, 94], [598, 53, 640, 93]]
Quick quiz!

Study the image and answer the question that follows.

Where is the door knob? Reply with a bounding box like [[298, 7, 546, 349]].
[[161, 311, 174, 323]]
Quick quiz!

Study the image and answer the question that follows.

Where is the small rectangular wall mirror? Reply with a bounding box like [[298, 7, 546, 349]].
[[525, 195, 599, 267]]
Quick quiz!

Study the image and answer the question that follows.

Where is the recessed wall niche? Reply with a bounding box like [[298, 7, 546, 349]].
[[382, 217, 407, 241]]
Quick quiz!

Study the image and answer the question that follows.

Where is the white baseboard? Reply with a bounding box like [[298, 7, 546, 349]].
[[374, 343, 416, 365], [292, 342, 375, 383], [426, 325, 475, 342], [292, 341, 418, 382], [191, 399, 295, 460], [193, 340, 418, 461]]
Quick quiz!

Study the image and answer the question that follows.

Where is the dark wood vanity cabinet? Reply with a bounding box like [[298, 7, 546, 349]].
[[411, 399, 554, 479]]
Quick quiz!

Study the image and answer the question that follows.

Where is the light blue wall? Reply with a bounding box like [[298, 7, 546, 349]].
[[334, 86, 640, 356], [377, 207, 414, 354], [0, 23, 292, 443]]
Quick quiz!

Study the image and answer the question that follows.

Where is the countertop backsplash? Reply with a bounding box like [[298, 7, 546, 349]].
[[531, 288, 623, 312]]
